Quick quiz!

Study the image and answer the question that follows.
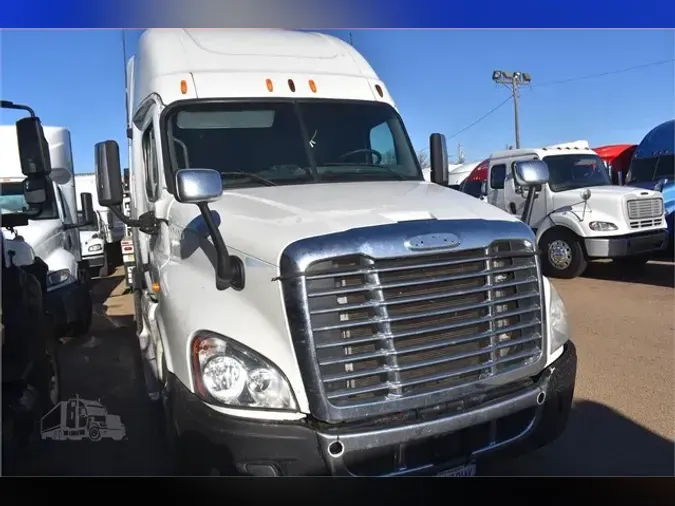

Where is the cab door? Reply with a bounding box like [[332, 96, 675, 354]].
[[133, 101, 165, 296]]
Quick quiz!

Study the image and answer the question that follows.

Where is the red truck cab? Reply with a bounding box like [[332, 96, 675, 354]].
[[459, 159, 489, 199], [592, 144, 637, 185]]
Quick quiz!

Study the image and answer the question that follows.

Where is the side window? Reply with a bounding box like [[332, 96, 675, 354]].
[[369, 121, 397, 165], [143, 126, 159, 201], [490, 164, 506, 189]]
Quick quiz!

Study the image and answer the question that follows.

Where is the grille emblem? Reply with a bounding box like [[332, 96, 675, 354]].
[[405, 232, 461, 251]]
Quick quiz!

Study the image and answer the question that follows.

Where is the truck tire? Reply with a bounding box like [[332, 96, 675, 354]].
[[70, 272, 93, 338], [540, 229, 588, 279], [98, 250, 114, 278]]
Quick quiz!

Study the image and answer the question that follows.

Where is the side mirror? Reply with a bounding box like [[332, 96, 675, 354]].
[[513, 160, 549, 226], [513, 160, 549, 187], [175, 169, 223, 204], [49, 167, 73, 185], [94, 140, 124, 207], [174, 168, 242, 292], [16, 117, 52, 176], [22, 176, 48, 205], [429, 133, 449, 186], [80, 192, 96, 225]]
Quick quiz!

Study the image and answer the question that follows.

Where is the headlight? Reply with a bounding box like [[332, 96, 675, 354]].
[[192, 334, 298, 411], [549, 282, 570, 354], [589, 221, 618, 231], [88, 244, 103, 252], [47, 268, 71, 287]]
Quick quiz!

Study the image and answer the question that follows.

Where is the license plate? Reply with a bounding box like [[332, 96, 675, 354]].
[[436, 463, 477, 477]]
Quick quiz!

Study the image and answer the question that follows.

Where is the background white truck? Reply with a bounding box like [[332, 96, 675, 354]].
[[0, 102, 95, 337], [92, 28, 577, 477], [485, 141, 669, 278], [74, 173, 125, 278]]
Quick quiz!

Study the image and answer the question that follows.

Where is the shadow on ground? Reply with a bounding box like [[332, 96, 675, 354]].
[[582, 259, 675, 289], [7, 277, 170, 476], [485, 399, 675, 476]]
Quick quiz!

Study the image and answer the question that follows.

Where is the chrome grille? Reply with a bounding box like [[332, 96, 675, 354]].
[[303, 240, 543, 409], [627, 198, 663, 220]]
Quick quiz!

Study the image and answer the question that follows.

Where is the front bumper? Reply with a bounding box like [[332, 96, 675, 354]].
[[171, 342, 577, 476], [83, 254, 105, 268], [584, 229, 669, 258]]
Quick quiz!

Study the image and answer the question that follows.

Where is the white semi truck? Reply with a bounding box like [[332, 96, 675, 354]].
[[74, 173, 125, 278], [484, 141, 668, 279], [91, 29, 577, 476], [1, 101, 96, 338]]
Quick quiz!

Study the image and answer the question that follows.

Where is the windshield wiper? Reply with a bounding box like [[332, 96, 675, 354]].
[[220, 171, 278, 187], [321, 163, 406, 181]]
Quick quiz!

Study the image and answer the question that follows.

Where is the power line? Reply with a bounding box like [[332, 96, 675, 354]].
[[445, 58, 675, 142], [446, 95, 513, 141], [532, 58, 675, 88]]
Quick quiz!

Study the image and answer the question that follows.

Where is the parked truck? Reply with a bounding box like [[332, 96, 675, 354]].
[[625, 119, 675, 251], [484, 140, 668, 279], [74, 173, 125, 278], [88, 29, 576, 476], [1, 100, 96, 338]]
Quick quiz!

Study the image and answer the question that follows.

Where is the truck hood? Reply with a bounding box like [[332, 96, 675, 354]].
[[551, 185, 661, 209], [4, 220, 62, 258], [171, 181, 520, 266]]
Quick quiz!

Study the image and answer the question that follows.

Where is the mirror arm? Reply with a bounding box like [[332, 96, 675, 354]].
[[521, 186, 538, 225], [1, 100, 36, 117], [196, 202, 244, 291], [107, 205, 159, 235]]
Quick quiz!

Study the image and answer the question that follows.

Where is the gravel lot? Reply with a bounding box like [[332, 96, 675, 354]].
[[8, 258, 674, 476]]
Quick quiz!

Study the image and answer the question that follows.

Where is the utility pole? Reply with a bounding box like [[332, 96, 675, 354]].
[[492, 71, 531, 149]]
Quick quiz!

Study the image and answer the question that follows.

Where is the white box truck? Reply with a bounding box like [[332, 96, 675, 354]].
[[74, 173, 125, 277], [91, 29, 577, 476], [1, 101, 96, 337], [484, 141, 669, 278]]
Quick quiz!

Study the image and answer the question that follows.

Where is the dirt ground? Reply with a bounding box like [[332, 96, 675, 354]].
[[7, 258, 675, 476]]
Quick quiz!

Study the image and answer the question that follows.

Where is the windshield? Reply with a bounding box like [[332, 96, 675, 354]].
[[542, 154, 611, 192], [627, 155, 674, 184], [0, 181, 59, 220], [164, 100, 422, 188]]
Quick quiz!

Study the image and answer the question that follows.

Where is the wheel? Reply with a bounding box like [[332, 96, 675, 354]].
[[158, 357, 219, 476], [70, 272, 93, 338], [98, 248, 115, 278], [540, 229, 588, 279], [88, 425, 102, 442], [613, 254, 651, 270]]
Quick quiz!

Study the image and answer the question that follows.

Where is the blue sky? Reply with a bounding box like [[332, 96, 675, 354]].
[[1, 29, 673, 172]]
